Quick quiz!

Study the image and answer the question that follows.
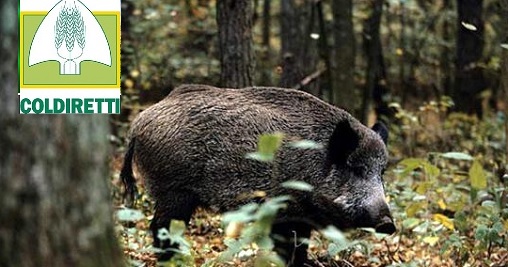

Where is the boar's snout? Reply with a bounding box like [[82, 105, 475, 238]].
[[362, 192, 396, 235], [375, 215, 396, 234], [370, 200, 396, 234]]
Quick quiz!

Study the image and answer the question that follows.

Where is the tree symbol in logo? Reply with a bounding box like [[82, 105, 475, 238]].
[[28, 0, 112, 76], [55, 5, 86, 74]]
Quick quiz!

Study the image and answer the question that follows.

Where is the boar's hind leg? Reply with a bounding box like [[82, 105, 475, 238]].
[[150, 191, 198, 261], [271, 221, 312, 267]]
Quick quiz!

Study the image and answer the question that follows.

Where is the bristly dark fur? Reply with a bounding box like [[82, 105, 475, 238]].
[[122, 84, 394, 266]]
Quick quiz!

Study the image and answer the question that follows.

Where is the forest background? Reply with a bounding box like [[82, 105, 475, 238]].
[[0, 0, 507, 267]]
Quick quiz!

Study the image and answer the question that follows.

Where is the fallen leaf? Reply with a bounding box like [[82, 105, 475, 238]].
[[432, 213, 454, 230]]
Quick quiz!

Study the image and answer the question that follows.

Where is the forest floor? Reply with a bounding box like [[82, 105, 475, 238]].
[[112, 183, 508, 267], [111, 107, 508, 267]]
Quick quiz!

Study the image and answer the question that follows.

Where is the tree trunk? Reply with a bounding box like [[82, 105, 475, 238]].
[[217, 0, 254, 88], [279, 0, 319, 94], [331, 0, 356, 112], [361, 0, 385, 124], [316, 0, 332, 100], [114, 0, 135, 139], [454, 0, 486, 116], [0, 1, 123, 265], [259, 0, 272, 85], [500, 0, 508, 166], [441, 0, 454, 97], [399, 0, 406, 103]]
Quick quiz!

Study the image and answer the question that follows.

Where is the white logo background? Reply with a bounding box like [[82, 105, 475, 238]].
[[28, 0, 111, 75]]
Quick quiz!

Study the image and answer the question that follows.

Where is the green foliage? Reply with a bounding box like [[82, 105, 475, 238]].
[[440, 152, 474, 161], [218, 133, 320, 265], [280, 180, 314, 192], [117, 208, 145, 222], [288, 140, 324, 150], [168, 220, 192, 254], [313, 226, 387, 266], [217, 196, 290, 266], [469, 160, 487, 190], [322, 226, 358, 256], [391, 152, 507, 264], [387, 101, 508, 266], [246, 132, 284, 162], [155, 220, 194, 267]]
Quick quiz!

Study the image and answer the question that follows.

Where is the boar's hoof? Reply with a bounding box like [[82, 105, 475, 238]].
[[375, 216, 396, 234]]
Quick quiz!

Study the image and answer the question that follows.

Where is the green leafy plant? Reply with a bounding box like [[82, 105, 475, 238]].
[[213, 196, 289, 266], [155, 220, 194, 267], [392, 139, 507, 265]]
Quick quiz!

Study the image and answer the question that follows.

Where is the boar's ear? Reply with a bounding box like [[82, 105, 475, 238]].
[[372, 122, 389, 144], [326, 120, 359, 166]]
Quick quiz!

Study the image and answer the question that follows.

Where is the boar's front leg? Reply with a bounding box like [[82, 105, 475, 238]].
[[271, 221, 312, 267], [150, 191, 199, 261]]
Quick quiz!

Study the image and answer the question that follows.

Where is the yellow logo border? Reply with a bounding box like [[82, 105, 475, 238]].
[[19, 11, 121, 89]]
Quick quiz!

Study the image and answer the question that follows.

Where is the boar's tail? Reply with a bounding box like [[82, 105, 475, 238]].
[[121, 137, 138, 206]]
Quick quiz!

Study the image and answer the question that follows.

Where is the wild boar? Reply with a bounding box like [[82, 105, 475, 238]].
[[121, 84, 395, 266]]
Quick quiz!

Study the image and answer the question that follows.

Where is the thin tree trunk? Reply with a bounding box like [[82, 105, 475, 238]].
[[441, 0, 453, 97], [115, 0, 135, 139], [262, 0, 270, 54], [504, 61, 508, 168], [253, 0, 260, 24], [260, 0, 272, 85], [454, 0, 486, 116], [279, 0, 318, 94], [316, 0, 332, 100], [0, 1, 123, 265], [279, 0, 301, 88], [361, 0, 384, 124], [217, 0, 254, 88], [500, 0, 508, 166], [331, 0, 356, 112], [185, 0, 194, 17], [399, 0, 407, 104]]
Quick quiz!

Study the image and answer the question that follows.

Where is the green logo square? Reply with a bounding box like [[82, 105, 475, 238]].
[[21, 13, 119, 87]]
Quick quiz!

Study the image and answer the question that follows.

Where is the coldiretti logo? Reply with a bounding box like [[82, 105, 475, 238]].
[[19, 0, 121, 114], [20, 98, 121, 114]]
